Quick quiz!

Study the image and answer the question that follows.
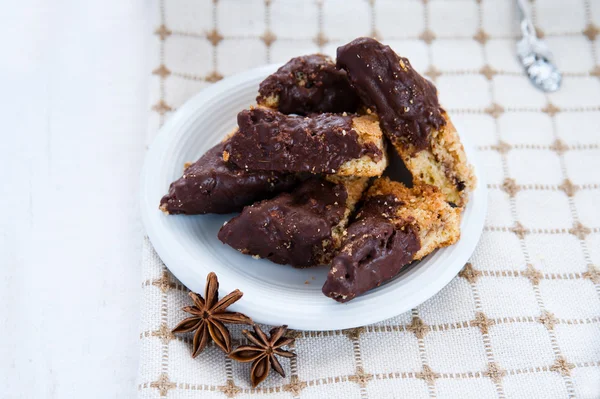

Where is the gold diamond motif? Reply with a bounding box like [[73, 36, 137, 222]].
[[535, 26, 545, 39], [537, 310, 558, 330], [260, 30, 277, 47], [459, 263, 481, 284], [206, 29, 224, 46], [314, 32, 329, 47], [150, 373, 176, 397], [550, 357, 575, 376], [480, 64, 497, 80], [206, 71, 224, 83], [416, 365, 439, 385], [407, 316, 430, 339], [285, 329, 304, 340], [419, 29, 436, 44], [348, 367, 374, 388], [485, 103, 505, 118], [425, 65, 442, 81], [550, 138, 568, 154], [342, 327, 365, 340], [474, 29, 490, 44], [510, 222, 528, 239], [569, 221, 591, 240], [152, 323, 175, 344], [542, 103, 560, 117], [155, 25, 172, 40], [470, 312, 495, 334], [494, 140, 512, 154], [521, 264, 543, 285], [559, 179, 578, 197], [583, 24, 599, 41], [218, 380, 241, 398], [502, 177, 519, 197], [152, 271, 174, 293], [152, 65, 171, 78], [283, 376, 307, 395], [583, 264, 600, 284], [484, 362, 506, 384], [152, 100, 172, 115]]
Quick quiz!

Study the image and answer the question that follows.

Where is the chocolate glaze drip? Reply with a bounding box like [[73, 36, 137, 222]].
[[322, 194, 421, 303], [218, 178, 347, 268], [160, 142, 298, 215], [257, 54, 361, 115], [225, 108, 382, 174], [336, 37, 445, 151]]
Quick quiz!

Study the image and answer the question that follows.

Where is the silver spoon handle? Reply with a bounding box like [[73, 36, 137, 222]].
[[516, 0, 536, 37], [515, 0, 562, 92]]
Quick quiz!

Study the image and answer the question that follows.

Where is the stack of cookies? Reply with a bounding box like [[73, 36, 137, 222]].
[[160, 37, 476, 303]]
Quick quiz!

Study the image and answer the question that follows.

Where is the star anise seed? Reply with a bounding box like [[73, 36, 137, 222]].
[[229, 324, 295, 387], [172, 272, 252, 357]]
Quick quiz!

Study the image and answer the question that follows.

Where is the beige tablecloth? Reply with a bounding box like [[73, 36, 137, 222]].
[[138, 0, 600, 397]]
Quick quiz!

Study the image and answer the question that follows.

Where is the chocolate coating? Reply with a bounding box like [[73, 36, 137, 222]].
[[336, 37, 445, 151], [160, 142, 298, 215], [257, 54, 361, 115], [322, 194, 421, 303], [218, 178, 348, 268], [225, 108, 382, 174]]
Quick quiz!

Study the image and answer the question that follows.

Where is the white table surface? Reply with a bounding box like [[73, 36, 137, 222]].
[[1, 1, 151, 397]]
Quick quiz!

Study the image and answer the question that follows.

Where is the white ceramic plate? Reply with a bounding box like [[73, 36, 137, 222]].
[[140, 64, 487, 331]]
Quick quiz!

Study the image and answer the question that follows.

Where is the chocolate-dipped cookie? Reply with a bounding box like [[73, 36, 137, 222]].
[[224, 107, 387, 177], [160, 141, 299, 215], [337, 37, 476, 207], [218, 176, 369, 268], [323, 177, 461, 302], [257, 54, 361, 115]]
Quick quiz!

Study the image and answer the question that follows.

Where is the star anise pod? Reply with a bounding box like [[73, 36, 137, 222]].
[[229, 324, 295, 387], [172, 272, 252, 357]]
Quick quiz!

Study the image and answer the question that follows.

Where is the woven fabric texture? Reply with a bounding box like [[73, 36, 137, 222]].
[[138, 0, 600, 398]]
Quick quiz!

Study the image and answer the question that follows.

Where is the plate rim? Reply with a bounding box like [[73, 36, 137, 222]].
[[140, 64, 488, 331]]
